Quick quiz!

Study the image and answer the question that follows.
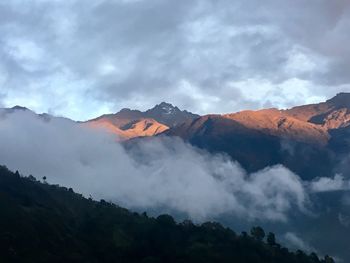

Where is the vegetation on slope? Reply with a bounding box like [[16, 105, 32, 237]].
[[0, 165, 334, 263]]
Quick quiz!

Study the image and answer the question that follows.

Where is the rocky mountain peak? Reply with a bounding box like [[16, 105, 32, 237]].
[[147, 102, 179, 115], [144, 102, 199, 127], [11, 105, 29, 111]]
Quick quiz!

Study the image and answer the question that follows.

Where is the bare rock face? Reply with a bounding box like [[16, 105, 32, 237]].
[[144, 102, 199, 127]]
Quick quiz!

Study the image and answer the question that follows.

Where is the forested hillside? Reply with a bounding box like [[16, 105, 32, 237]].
[[0, 165, 334, 263]]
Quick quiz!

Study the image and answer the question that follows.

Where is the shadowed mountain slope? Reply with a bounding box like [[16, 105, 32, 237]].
[[164, 94, 350, 179], [164, 115, 333, 179]]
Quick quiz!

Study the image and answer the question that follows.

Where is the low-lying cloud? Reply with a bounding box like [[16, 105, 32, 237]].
[[284, 232, 317, 253], [0, 110, 342, 221], [310, 174, 350, 193]]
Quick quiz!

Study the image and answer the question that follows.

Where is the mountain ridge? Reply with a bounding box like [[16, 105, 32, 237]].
[[85, 102, 199, 140], [285, 93, 350, 129], [163, 92, 350, 145], [3, 93, 350, 150], [91, 102, 199, 127], [162, 93, 350, 179]]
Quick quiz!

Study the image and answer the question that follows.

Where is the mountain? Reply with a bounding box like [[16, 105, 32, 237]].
[[144, 102, 199, 127], [0, 103, 197, 141], [0, 105, 33, 116], [164, 93, 350, 179], [164, 115, 333, 178], [283, 92, 350, 158], [0, 105, 74, 123], [0, 165, 333, 263], [87, 118, 168, 140], [4, 94, 350, 178], [285, 92, 350, 129], [223, 108, 329, 145], [86, 102, 199, 140]]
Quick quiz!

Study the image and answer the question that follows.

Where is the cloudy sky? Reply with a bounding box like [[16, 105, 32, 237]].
[[0, 0, 350, 120]]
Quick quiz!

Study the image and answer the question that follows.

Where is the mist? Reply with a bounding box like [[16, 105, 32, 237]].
[[0, 110, 343, 221]]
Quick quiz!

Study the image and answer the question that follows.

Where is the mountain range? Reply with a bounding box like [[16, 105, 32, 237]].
[[3, 93, 350, 180], [83, 93, 350, 180], [85, 102, 199, 140], [86, 93, 350, 145], [163, 93, 350, 180]]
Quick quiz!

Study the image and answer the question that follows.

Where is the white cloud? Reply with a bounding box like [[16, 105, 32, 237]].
[[310, 174, 350, 193], [284, 47, 324, 75], [284, 232, 317, 253], [226, 78, 326, 111], [0, 110, 311, 221], [1, 0, 350, 119]]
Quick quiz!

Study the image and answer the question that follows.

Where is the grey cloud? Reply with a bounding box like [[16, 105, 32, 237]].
[[341, 194, 350, 206], [0, 110, 310, 221], [338, 213, 350, 227], [1, 0, 350, 119], [309, 174, 350, 193], [284, 232, 317, 253]]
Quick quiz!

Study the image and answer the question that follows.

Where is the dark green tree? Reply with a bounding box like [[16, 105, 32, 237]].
[[28, 175, 36, 181], [267, 232, 276, 246], [250, 226, 265, 241], [309, 252, 319, 263], [324, 255, 335, 263], [241, 231, 248, 238]]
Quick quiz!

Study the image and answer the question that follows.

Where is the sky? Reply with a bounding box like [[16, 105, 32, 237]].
[[0, 0, 350, 120]]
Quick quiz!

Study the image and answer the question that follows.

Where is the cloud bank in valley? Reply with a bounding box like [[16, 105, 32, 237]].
[[0, 110, 348, 221]]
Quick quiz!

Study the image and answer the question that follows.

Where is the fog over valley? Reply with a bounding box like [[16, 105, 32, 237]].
[[0, 109, 310, 220]]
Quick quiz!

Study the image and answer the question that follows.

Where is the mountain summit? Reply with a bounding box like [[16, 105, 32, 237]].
[[145, 102, 199, 127], [86, 102, 199, 140], [149, 102, 178, 114]]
